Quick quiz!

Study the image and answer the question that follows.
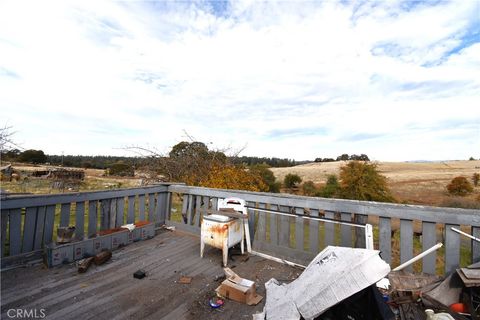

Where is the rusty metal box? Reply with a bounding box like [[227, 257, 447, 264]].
[[73, 239, 94, 260], [92, 234, 112, 254], [141, 223, 155, 240], [47, 243, 74, 267], [111, 230, 129, 249]]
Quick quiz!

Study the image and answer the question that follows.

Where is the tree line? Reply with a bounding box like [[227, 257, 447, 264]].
[[315, 153, 370, 162]]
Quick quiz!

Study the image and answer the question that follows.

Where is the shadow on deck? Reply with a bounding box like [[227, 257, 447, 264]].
[[1, 230, 300, 320]]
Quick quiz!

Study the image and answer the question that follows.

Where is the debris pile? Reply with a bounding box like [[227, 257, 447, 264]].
[[252, 246, 479, 320]]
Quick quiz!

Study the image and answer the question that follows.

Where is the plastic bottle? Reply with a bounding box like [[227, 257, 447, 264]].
[[425, 309, 455, 320]]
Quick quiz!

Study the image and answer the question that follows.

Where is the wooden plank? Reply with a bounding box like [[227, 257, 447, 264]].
[[187, 195, 194, 225], [2, 185, 169, 209], [148, 194, 155, 222], [473, 226, 480, 263], [9, 209, 22, 255], [211, 198, 218, 212], [22, 207, 37, 253], [33, 206, 46, 250], [155, 193, 165, 225], [127, 196, 135, 224], [100, 199, 111, 230], [168, 185, 480, 226], [116, 197, 125, 227], [400, 219, 414, 272], [166, 220, 200, 235], [256, 203, 267, 242], [379, 217, 392, 264], [43, 205, 56, 245], [1, 210, 7, 257], [278, 205, 290, 247], [75, 202, 85, 240], [445, 224, 460, 274], [324, 211, 335, 246], [181, 194, 188, 224], [165, 192, 172, 221], [295, 207, 304, 251], [354, 214, 368, 248], [422, 222, 437, 274], [202, 196, 209, 217], [194, 196, 201, 227], [59, 203, 71, 227], [109, 198, 117, 229], [253, 241, 315, 267], [340, 212, 352, 247], [269, 204, 279, 246], [247, 201, 255, 244], [309, 209, 319, 254], [138, 195, 145, 221], [88, 201, 98, 238]]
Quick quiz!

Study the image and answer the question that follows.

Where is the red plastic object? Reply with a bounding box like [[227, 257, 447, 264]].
[[450, 303, 467, 313]]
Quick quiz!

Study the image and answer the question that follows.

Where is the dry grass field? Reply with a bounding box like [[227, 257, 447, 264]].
[[1, 164, 142, 195], [271, 160, 480, 207]]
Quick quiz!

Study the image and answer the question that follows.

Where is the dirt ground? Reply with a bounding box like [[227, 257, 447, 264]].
[[271, 160, 480, 206]]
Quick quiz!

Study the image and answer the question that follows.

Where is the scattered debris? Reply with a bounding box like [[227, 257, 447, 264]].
[[57, 226, 76, 244], [162, 225, 176, 231], [94, 250, 112, 265], [392, 243, 443, 272], [77, 257, 94, 273], [179, 276, 192, 284], [262, 246, 391, 320], [425, 309, 455, 320], [251, 250, 305, 269], [457, 267, 480, 287], [121, 223, 136, 232], [134, 269, 146, 279], [209, 297, 224, 308], [451, 227, 480, 243], [215, 267, 263, 306]]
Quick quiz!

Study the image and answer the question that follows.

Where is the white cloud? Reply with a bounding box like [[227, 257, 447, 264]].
[[0, 0, 479, 160]]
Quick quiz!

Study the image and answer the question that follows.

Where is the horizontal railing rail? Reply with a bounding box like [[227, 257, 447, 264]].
[[0, 185, 172, 268], [167, 185, 480, 275], [2, 183, 479, 275]]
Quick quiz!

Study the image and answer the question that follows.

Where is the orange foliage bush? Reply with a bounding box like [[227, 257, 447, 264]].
[[197, 165, 268, 192]]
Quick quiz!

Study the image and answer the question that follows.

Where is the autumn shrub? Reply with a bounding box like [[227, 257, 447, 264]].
[[108, 162, 134, 176], [319, 174, 340, 198], [198, 164, 267, 191], [447, 176, 473, 196], [339, 161, 395, 202], [473, 173, 480, 187], [284, 173, 302, 188], [249, 164, 281, 193], [302, 181, 318, 196]]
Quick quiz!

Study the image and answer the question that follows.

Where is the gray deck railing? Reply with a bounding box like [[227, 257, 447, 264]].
[[1, 184, 479, 274], [0, 185, 171, 268], [167, 185, 480, 275]]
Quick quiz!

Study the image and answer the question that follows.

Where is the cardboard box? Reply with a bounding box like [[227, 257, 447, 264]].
[[215, 268, 263, 305]]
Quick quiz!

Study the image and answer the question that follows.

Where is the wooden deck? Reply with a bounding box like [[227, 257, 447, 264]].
[[1, 230, 299, 320]]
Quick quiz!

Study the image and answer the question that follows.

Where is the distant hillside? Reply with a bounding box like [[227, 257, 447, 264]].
[[271, 160, 480, 206]]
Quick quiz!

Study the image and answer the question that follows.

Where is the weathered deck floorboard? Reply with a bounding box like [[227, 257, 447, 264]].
[[1, 230, 298, 320]]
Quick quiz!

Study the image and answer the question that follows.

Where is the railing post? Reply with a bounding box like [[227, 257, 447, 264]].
[[354, 214, 368, 248]]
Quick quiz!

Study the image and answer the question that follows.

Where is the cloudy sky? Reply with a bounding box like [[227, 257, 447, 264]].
[[1, 0, 479, 161]]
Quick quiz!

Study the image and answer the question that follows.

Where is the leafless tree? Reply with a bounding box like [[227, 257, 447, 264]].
[[0, 124, 21, 152]]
